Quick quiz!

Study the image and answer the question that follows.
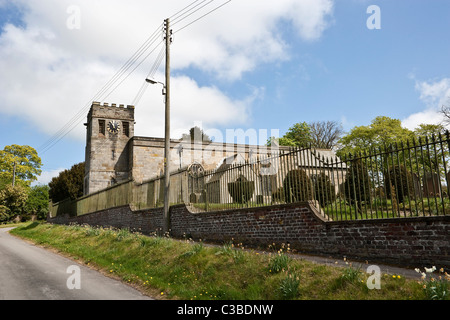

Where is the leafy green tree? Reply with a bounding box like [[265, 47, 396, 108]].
[[268, 122, 312, 147], [282, 122, 312, 147], [337, 116, 414, 156], [413, 123, 446, 138], [0, 184, 28, 222], [49, 162, 85, 203], [25, 185, 50, 220], [0, 205, 9, 223], [0, 145, 42, 188], [412, 123, 449, 177], [268, 121, 343, 149]]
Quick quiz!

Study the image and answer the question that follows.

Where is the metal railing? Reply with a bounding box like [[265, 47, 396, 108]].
[[50, 170, 189, 217], [188, 132, 450, 221], [51, 132, 450, 221]]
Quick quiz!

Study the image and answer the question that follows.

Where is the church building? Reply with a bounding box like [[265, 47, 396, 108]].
[[83, 101, 270, 195]]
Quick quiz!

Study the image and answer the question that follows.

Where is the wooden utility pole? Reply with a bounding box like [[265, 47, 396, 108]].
[[163, 18, 172, 234]]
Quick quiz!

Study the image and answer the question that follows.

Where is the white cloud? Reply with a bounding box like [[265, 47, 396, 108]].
[[134, 74, 263, 139], [402, 78, 450, 130], [33, 168, 66, 186], [0, 0, 334, 144], [402, 109, 444, 131], [415, 78, 450, 108]]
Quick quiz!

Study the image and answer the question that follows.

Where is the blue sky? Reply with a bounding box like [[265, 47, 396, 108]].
[[0, 0, 449, 185]]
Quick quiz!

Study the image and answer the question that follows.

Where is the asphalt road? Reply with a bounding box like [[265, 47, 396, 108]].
[[0, 227, 152, 300]]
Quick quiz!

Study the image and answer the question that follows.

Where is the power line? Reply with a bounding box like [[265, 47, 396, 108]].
[[171, 0, 215, 26], [132, 44, 166, 107], [169, 0, 204, 20], [41, 24, 165, 151], [103, 39, 165, 101], [39, 24, 164, 154], [39, 0, 232, 154], [174, 0, 232, 34]]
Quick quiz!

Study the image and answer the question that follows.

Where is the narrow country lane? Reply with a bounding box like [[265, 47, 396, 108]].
[[0, 228, 152, 300]]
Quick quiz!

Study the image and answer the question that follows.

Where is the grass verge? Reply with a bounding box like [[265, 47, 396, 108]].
[[9, 222, 447, 300]]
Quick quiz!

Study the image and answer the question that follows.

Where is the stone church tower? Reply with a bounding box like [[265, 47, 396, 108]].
[[84, 102, 135, 195]]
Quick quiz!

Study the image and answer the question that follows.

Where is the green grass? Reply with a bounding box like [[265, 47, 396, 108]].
[[323, 197, 450, 221], [9, 222, 446, 300]]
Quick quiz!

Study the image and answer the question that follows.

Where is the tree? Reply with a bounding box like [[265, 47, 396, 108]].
[[25, 185, 50, 220], [309, 121, 344, 150], [282, 122, 312, 147], [267, 122, 312, 147], [414, 123, 446, 138], [268, 121, 343, 149], [0, 145, 42, 188], [181, 126, 212, 143], [0, 184, 28, 222], [440, 102, 450, 127], [49, 162, 85, 203], [412, 123, 449, 176], [337, 116, 414, 156]]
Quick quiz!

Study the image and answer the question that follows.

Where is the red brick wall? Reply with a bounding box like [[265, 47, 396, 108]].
[[49, 202, 450, 268], [49, 205, 163, 235]]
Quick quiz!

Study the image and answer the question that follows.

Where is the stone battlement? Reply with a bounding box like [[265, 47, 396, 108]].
[[92, 101, 135, 109]]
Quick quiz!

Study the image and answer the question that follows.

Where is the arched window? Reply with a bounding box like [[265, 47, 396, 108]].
[[188, 163, 205, 194]]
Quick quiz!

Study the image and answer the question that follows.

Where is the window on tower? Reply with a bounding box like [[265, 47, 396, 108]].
[[99, 120, 106, 135], [123, 121, 130, 137]]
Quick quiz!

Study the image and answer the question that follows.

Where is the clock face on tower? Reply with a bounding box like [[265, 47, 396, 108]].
[[107, 120, 120, 134]]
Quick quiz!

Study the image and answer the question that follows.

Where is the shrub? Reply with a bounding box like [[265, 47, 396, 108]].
[[283, 169, 313, 203], [313, 172, 336, 207], [271, 187, 285, 203], [227, 176, 255, 204], [342, 159, 371, 211], [385, 165, 414, 204]]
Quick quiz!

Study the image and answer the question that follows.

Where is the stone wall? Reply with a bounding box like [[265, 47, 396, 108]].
[[49, 202, 450, 268]]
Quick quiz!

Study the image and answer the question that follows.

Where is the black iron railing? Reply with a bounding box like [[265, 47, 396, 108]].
[[188, 132, 450, 220]]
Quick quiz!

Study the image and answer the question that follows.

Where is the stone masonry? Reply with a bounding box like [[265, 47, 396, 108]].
[[84, 101, 284, 194], [84, 102, 135, 194]]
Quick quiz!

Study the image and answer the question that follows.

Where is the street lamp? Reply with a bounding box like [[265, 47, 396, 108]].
[[146, 77, 170, 235], [146, 78, 166, 95]]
